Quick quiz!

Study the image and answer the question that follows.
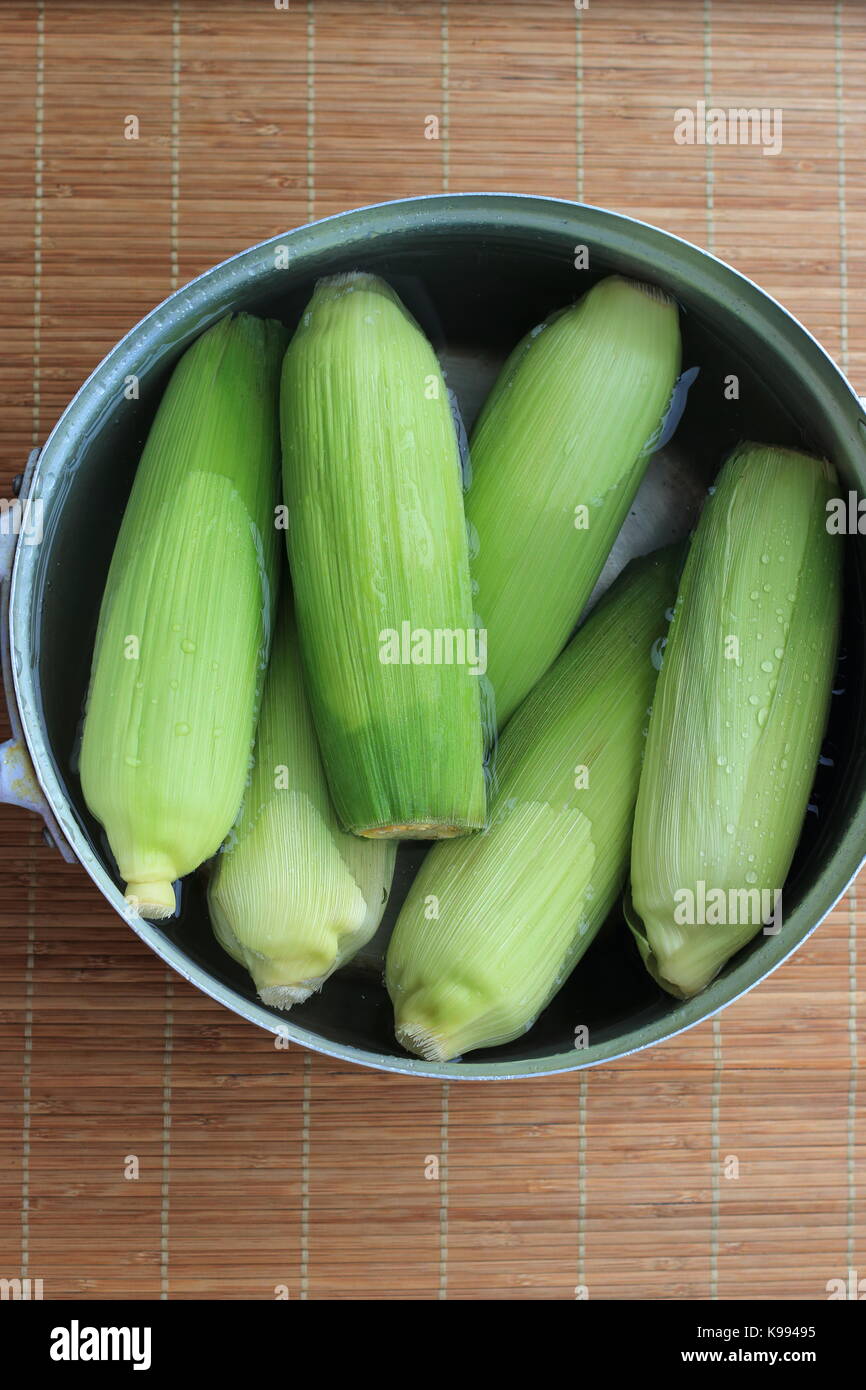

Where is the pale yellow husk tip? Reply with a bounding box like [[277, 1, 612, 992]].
[[125, 880, 176, 919], [393, 975, 505, 1062], [258, 983, 319, 1008], [207, 599, 397, 1007], [394, 997, 462, 1062], [394, 1022, 452, 1063]]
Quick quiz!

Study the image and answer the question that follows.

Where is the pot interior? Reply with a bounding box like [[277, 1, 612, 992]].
[[28, 205, 865, 1066]]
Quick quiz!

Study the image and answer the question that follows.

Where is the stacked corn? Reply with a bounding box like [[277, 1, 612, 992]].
[[81, 271, 841, 1057]]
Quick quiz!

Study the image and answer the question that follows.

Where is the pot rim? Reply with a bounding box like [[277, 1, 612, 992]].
[[9, 191, 866, 1079]]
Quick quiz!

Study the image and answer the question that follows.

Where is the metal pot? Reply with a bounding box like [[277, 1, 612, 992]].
[[3, 193, 864, 1078]]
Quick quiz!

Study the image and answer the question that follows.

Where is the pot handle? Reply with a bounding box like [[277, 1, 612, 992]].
[[1, 449, 76, 862]]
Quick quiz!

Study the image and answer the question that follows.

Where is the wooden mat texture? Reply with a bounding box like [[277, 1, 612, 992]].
[[1, 0, 863, 1301]]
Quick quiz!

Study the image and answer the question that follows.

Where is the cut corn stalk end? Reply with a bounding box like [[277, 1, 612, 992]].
[[258, 982, 319, 1009], [125, 880, 176, 920], [359, 820, 476, 841]]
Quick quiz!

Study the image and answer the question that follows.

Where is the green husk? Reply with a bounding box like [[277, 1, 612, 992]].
[[208, 596, 396, 1007], [466, 274, 682, 727], [279, 271, 487, 838], [80, 312, 286, 918], [386, 545, 683, 1061], [627, 443, 842, 998]]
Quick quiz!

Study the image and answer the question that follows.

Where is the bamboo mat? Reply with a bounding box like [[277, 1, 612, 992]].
[[0, 0, 863, 1301]]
